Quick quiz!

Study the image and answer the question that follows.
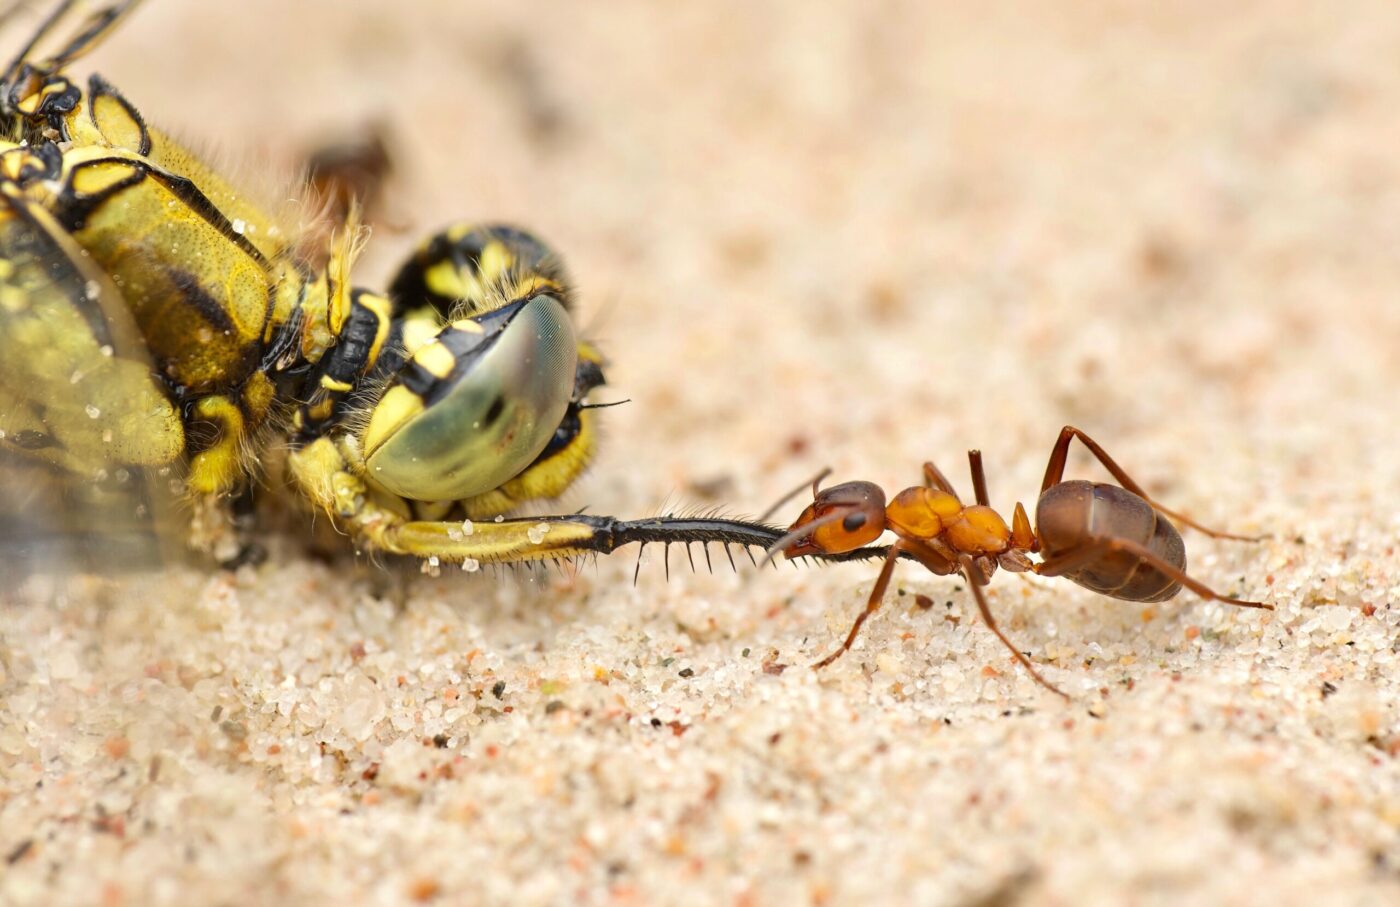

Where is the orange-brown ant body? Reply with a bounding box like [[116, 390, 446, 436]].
[[766, 426, 1270, 698]]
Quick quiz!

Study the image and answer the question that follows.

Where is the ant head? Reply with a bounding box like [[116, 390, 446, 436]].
[[778, 481, 888, 557]]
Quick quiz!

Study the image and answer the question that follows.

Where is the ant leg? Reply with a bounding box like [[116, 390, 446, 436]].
[[959, 554, 1069, 699], [812, 541, 904, 669], [922, 461, 962, 501], [1036, 537, 1271, 610], [757, 467, 833, 523], [1040, 426, 1264, 541], [967, 450, 990, 507]]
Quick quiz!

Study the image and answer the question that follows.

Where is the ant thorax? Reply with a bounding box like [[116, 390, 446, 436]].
[[886, 487, 1012, 557]]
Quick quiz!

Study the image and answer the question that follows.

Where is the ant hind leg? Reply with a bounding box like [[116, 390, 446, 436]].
[[1035, 537, 1271, 610], [1040, 426, 1265, 541]]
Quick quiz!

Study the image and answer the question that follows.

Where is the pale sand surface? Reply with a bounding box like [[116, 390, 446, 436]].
[[3, 2, 1400, 905]]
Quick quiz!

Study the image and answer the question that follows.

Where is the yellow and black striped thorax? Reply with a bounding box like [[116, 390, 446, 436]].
[[388, 223, 570, 320]]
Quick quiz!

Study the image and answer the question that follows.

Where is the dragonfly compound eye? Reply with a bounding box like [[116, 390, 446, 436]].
[[361, 294, 578, 501]]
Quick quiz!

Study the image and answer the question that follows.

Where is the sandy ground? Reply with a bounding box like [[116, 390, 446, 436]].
[[3, 1, 1400, 904]]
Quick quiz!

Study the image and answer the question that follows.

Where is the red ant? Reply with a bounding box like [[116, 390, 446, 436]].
[[764, 426, 1270, 698]]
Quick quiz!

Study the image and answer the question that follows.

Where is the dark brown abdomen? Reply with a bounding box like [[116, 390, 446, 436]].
[[1036, 480, 1184, 602]]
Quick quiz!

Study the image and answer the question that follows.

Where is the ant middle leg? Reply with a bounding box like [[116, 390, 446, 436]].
[[959, 554, 1069, 699], [1040, 426, 1264, 541], [922, 461, 961, 500], [967, 449, 990, 507], [1036, 537, 1271, 610]]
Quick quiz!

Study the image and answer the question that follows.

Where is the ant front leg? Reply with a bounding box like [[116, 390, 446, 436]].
[[958, 554, 1069, 699], [812, 541, 904, 669], [1035, 537, 1271, 610], [809, 537, 956, 670], [1040, 426, 1265, 541]]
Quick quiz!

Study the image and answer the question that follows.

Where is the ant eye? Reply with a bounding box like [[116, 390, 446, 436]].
[[841, 512, 867, 532]]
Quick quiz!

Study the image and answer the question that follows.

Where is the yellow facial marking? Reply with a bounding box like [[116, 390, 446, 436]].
[[361, 385, 425, 457], [399, 314, 440, 358], [413, 341, 456, 379]]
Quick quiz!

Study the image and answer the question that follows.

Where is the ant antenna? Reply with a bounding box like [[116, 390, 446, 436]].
[[756, 467, 832, 523], [755, 508, 855, 570]]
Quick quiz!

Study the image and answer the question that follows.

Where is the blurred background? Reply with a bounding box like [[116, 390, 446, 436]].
[[5, 2, 1398, 904]]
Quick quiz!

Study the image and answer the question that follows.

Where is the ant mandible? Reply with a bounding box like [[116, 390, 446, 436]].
[[763, 426, 1271, 699]]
